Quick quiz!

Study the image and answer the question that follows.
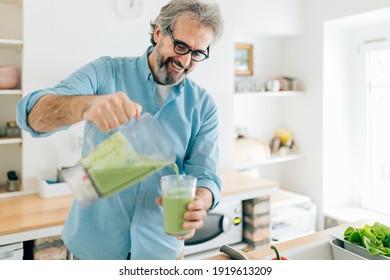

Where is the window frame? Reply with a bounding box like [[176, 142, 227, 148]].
[[358, 38, 390, 215]]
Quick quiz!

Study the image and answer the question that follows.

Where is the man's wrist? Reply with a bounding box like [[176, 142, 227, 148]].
[[196, 187, 214, 211]]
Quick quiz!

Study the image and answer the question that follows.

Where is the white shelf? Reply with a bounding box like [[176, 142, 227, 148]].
[[0, 189, 36, 199], [267, 153, 304, 163], [0, 38, 23, 47], [0, 137, 22, 145], [234, 91, 304, 97], [0, 89, 22, 95], [234, 153, 304, 171], [0, 0, 23, 202], [0, 0, 21, 5]]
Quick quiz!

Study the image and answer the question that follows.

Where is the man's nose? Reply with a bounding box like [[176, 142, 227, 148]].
[[178, 52, 192, 68]]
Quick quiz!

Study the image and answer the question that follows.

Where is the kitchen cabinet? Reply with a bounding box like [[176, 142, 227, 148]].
[[0, 242, 23, 260], [0, 0, 23, 196]]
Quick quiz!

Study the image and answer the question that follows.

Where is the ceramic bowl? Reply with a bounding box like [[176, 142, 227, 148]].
[[0, 65, 19, 89]]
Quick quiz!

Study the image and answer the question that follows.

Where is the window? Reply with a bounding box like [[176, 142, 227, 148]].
[[361, 45, 390, 215]]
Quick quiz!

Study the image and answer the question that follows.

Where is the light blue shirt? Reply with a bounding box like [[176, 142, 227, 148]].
[[16, 47, 221, 260]]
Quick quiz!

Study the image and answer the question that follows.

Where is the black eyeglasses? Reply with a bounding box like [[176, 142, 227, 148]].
[[166, 27, 209, 62]]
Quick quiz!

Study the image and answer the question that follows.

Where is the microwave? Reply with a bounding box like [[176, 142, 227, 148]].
[[184, 199, 243, 256]]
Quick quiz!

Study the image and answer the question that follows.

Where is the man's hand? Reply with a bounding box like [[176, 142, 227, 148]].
[[82, 91, 142, 133], [156, 187, 213, 240]]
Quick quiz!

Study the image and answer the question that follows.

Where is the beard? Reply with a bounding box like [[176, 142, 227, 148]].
[[154, 44, 192, 85]]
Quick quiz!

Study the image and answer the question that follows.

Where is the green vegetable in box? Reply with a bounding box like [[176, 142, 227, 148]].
[[344, 222, 390, 257]]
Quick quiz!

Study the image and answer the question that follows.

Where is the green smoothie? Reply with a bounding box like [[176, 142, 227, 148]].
[[81, 131, 170, 198], [89, 159, 168, 197], [172, 163, 180, 187], [162, 188, 193, 236]]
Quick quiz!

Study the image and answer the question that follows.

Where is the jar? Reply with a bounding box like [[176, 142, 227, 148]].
[[0, 126, 6, 137], [6, 121, 21, 137]]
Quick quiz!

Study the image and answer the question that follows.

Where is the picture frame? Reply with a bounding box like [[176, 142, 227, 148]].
[[234, 43, 253, 76]]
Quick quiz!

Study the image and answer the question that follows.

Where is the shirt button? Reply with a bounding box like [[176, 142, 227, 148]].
[[137, 200, 142, 204], [131, 225, 137, 230]]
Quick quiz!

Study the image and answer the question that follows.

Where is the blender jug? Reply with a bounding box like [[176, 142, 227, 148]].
[[63, 113, 176, 207]]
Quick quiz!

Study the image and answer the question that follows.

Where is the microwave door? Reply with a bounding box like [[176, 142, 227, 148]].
[[184, 213, 229, 246]]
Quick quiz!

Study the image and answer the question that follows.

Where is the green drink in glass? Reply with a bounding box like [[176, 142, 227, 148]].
[[160, 174, 196, 236]]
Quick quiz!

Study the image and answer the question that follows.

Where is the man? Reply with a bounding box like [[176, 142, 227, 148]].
[[16, 0, 223, 260]]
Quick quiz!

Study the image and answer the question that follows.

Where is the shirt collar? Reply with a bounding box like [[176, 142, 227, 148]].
[[141, 46, 185, 92], [140, 46, 154, 82]]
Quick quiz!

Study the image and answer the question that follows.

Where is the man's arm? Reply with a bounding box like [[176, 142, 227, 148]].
[[28, 92, 142, 133]]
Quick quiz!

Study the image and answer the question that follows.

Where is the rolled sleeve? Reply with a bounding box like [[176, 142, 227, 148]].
[[16, 57, 108, 138], [16, 89, 61, 137]]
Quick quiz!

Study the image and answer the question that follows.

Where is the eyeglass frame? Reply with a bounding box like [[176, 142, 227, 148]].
[[166, 26, 210, 62]]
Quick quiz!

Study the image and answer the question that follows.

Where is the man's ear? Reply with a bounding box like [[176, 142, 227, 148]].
[[154, 25, 162, 44]]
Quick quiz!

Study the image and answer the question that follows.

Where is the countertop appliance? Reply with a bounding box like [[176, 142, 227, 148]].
[[270, 190, 317, 243], [184, 199, 243, 257]]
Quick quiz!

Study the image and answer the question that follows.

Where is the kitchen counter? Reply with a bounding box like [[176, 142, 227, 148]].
[[0, 194, 73, 246], [208, 220, 371, 260], [0, 169, 278, 246], [219, 168, 278, 201]]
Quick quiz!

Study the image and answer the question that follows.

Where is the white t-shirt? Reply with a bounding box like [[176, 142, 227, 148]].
[[156, 84, 173, 108]]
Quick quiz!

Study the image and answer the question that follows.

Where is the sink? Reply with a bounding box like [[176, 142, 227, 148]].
[[266, 238, 334, 260]]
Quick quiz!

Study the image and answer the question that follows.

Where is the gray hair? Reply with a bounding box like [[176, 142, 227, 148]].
[[149, 0, 223, 47]]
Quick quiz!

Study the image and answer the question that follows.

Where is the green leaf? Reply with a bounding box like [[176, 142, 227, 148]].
[[343, 222, 390, 257], [363, 236, 382, 255], [347, 230, 362, 245]]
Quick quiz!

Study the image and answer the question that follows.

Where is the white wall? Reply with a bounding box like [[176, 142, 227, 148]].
[[232, 0, 304, 36], [323, 12, 390, 212], [280, 0, 390, 229], [21, 0, 234, 189], [233, 35, 285, 143], [323, 24, 355, 209]]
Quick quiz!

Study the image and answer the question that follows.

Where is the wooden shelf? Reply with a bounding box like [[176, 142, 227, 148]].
[[234, 153, 304, 171], [234, 91, 304, 97], [0, 137, 22, 145], [0, 89, 22, 95]]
